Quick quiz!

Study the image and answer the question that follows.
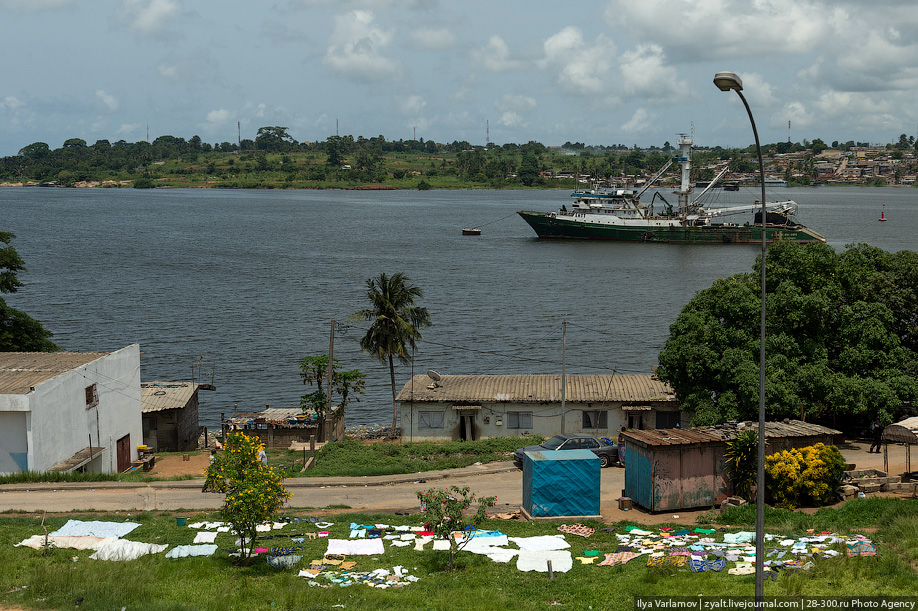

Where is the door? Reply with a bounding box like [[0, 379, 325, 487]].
[[116, 434, 131, 473], [459, 414, 476, 441]]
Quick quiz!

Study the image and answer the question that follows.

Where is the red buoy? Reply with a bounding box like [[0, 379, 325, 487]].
[[879, 204, 887, 222]]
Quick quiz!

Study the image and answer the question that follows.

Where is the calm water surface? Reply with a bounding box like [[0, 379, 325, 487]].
[[2, 186, 917, 427]]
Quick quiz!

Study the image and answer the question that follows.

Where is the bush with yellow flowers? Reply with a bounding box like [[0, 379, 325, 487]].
[[206, 432, 291, 562], [764, 442, 847, 509]]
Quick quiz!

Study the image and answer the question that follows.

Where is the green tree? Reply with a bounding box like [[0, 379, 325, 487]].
[[416, 485, 495, 571], [255, 126, 296, 152], [206, 431, 291, 562], [299, 354, 366, 423], [350, 273, 431, 436], [657, 241, 918, 427], [518, 152, 540, 186], [0, 232, 58, 352]]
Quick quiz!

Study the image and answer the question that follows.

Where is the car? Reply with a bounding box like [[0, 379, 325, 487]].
[[512, 433, 619, 469]]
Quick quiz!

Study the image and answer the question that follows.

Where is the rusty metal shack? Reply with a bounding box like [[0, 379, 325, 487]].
[[140, 382, 213, 452], [220, 408, 323, 448], [622, 420, 841, 512]]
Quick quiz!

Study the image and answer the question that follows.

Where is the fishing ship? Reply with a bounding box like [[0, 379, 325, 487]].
[[518, 134, 825, 244]]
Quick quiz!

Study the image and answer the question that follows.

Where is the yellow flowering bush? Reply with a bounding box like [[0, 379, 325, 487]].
[[764, 443, 846, 509], [206, 432, 291, 562]]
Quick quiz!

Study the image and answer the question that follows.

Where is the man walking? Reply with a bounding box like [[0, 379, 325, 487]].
[[868, 418, 883, 453]]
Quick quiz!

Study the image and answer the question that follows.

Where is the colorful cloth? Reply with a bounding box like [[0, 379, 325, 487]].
[[846, 541, 876, 557], [598, 552, 641, 566], [646, 555, 686, 568], [558, 524, 595, 538], [689, 557, 727, 572]]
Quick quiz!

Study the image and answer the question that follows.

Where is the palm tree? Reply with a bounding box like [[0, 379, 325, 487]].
[[351, 273, 431, 436]]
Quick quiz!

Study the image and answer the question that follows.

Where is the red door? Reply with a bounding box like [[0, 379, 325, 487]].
[[116, 435, 131, 473]]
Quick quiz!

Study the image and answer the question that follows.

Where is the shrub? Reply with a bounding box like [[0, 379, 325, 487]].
[[724, 428, 759, 501], [764, 443, 847, 509], [417, 485, 495, 571]]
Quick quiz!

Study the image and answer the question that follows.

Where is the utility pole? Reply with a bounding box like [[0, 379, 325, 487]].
[[561, 320, 566, 434], [326, 319, 336, 439]]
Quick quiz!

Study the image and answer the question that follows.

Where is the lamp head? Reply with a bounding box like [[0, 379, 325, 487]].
[[714, 71, 743, 92]]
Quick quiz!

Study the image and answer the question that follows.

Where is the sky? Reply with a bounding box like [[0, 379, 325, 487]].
[[1, 0, 917, 157]]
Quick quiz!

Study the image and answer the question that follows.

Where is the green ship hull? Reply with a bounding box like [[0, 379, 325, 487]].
[[517, 211, 826, 244]]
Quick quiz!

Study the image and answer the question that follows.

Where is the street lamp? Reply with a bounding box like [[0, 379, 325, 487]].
[[714, 71, 767, 603]]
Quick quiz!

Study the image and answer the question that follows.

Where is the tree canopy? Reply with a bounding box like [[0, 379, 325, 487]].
[[657, 241, 918, 428], [0, 232, 58, 352]]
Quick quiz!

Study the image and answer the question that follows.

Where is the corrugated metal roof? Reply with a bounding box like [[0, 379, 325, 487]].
[[623, 420, 841, 448], [395, 374, 676, 404], [0, 351, 110, 395], [140, 382, 200, 413]]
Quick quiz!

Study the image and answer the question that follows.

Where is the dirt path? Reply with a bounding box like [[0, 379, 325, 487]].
[[146, 452, 210, 478]]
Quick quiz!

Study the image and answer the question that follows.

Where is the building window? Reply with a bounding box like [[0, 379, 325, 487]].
[[85, 383, 99, 409], [419, 411, 444, 429], [507, 411, 533, 429], [581, 410, 608, 429], [656, 411, 680, 429]]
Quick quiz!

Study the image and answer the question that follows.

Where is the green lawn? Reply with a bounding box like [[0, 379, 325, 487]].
[[2, 498, 916, 611]]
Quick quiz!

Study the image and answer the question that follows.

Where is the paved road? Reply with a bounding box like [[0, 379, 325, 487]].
[[0, 440, 910, 523]]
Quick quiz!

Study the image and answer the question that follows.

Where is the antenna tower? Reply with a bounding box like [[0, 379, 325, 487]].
[[788, 121, 791, 143], [486, 120, 490, 146], [237, 121, 241, 150]]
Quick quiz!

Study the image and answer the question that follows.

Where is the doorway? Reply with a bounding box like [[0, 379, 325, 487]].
[[459, 414, 476, 441], [116, 434, 131, 473]]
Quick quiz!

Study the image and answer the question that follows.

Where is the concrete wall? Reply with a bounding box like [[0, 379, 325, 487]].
[[400, 401, 682, 442], [0, 412, 28, 474], [7, 344, 143, 474]]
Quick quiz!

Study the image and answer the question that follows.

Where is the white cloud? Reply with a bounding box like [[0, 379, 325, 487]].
[[156, 63, 179, 80], [621, 108, 655, 133], [205, 109, 232, 124], [472, 35, 521, 72], [398, 95, 427, 116], [323, 10, 403, 82], [539, 27, 615, 95], [112, 0, 183, 38], [1, 96, 24, 111], [117, 123, 141, 135], [410, 27, 457, 51], [495, 94, 536, 114], [618, 44, 687, 101], [95, 89, 119, 112]]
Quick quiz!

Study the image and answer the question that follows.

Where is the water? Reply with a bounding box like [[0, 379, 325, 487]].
[[2, 185, 916, 428]]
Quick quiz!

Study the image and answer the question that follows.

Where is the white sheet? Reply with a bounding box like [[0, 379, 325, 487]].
[[89, 540, 168, 561], [16, 535, 116, 550], [193, 531, 218, 544], [325, 538, 385, 556], [165, 545, 218, 558], [508, 535, 570, 551], [516, 550, 573, 573], [49, 520, 140, 539]]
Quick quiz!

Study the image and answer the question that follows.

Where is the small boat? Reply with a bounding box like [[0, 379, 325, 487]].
[[462, 228, 482, 236], [879, 204, 888, 222]]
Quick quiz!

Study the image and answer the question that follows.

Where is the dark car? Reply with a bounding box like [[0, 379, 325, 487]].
[[512, 433, 619, 469]]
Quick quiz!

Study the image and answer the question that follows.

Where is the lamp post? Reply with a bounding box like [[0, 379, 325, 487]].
[[714, 71, 767, 603]]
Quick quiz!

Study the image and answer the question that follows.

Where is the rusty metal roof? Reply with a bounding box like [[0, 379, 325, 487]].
[[395, 374, 676, 404], [0, 351, 110, 395], [623, 419, 841, 448], [140, 382, 201, 413]]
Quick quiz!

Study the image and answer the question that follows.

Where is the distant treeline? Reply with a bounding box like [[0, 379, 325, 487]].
[[2, 126, 916, 189]]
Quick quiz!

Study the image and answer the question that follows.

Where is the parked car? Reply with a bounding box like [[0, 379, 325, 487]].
[[512, 433, 619, 469]]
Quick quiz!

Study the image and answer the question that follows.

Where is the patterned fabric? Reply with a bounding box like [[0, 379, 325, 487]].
[[846, 541, 876, 557], [558, 524, 595, 538], [689, 557, 727, 572], [598, 552, 642, 566], [646, 555, 686, 568], [271, 546, 303, 557]]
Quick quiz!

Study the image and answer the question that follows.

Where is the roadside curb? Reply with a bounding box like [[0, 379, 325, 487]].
[[0, 462, 520, 493]]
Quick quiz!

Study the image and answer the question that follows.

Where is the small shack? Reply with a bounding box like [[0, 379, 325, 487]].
[[140, 382, 211, 452], [882, 417, 918, 473], [622, 420, 841, 512], [522, 449, 601, 519], [221, 408, 322, 448]]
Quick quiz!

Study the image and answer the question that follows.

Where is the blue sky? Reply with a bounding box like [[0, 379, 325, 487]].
[[1, 0, 916, 156]]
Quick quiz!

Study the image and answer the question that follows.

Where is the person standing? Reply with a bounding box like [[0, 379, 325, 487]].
[[868, 418, 883, 453]]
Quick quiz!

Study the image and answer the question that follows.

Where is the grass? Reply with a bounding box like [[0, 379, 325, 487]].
[[2, 499, 918, 610], [271, 436, 544, 478]]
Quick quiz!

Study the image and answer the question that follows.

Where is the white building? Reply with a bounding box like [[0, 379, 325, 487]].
[[0, 345, 142, 475], [396, 373, 682, 442]]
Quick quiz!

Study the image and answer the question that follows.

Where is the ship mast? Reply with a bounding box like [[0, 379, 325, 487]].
[[676, 132, 693, 216]]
